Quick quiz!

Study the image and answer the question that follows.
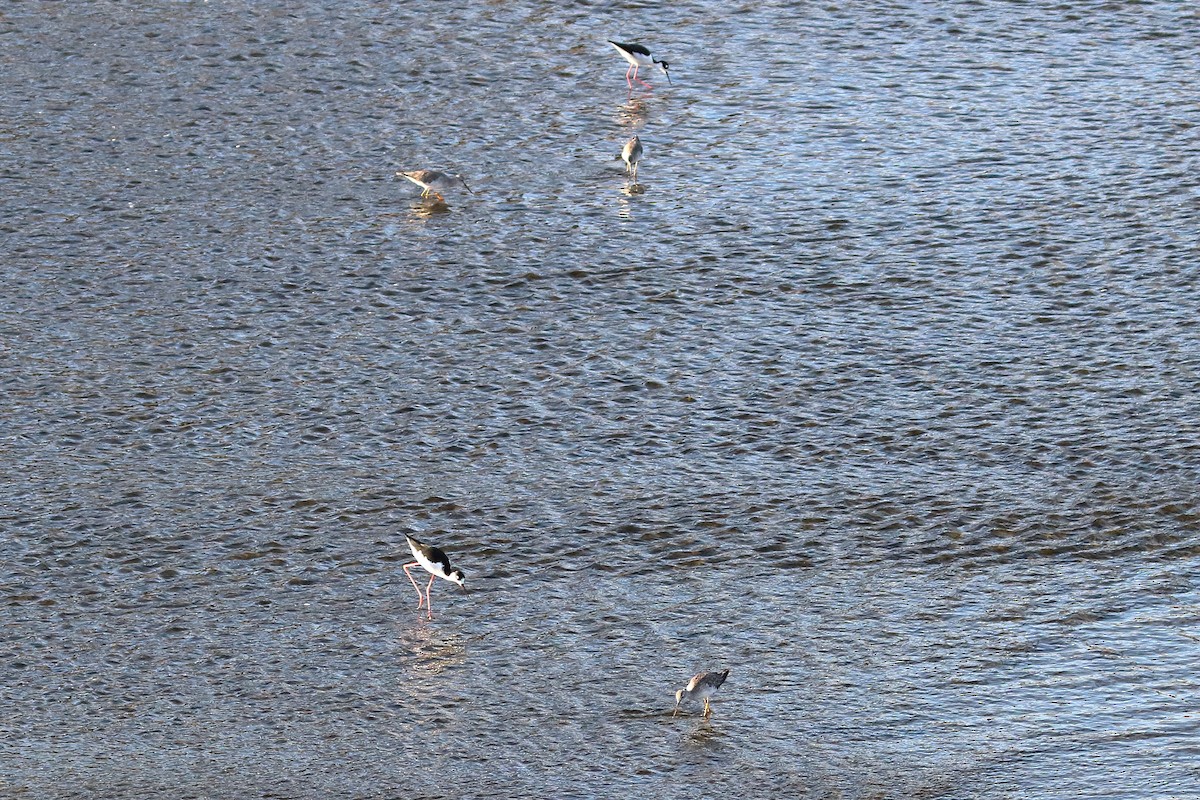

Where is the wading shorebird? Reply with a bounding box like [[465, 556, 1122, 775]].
[[673, 670, 729, 718], [621, 135, 643, 182], [608, 40, 671, 89], [402, 533, 467, 620], [397, 169, 475, 202]]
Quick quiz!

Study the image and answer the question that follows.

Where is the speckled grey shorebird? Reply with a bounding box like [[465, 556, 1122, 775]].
[[673, 670, 729, 718], [402, 534, 466, 620], [397, 169, 475, 201], [621, 136, 643, 181]]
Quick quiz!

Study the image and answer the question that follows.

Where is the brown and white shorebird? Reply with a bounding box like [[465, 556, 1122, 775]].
[[402, 533, 466, 620], [397, 169, 475, 201], [621, 136, 643, 182], [673, 669, 729, 718]]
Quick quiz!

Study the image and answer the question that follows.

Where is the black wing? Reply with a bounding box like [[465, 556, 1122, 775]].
[[427, 543, 451, 571], [609, 40, 651, 56], [407, 534, 452, 570]]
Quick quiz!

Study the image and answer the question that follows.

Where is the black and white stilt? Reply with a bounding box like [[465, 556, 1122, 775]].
[[608, 40, 671, 89], [402, 534, 467, 620]]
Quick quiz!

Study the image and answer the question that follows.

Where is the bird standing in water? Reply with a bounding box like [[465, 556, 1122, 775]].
[[402, 533, 467, 620], [397, 169, 475, 202], [608, 40, 671, 89], [622, 136, 643, 182], [674, 670, 729, 718]]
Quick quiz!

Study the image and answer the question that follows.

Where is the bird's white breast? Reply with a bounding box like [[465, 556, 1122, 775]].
[[411, 544, 450, 579], [612, 43, 652, 68], [402, 173, 430, 190]]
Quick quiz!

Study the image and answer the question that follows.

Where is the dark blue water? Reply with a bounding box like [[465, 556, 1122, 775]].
[[3, 2, 1200, 798]]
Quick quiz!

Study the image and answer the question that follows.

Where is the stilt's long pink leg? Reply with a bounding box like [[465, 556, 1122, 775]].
[[634, 66, 652, 89], [402, 562, 425, 609], [625, 63, 634, 88], [424, 574, 436, 620]]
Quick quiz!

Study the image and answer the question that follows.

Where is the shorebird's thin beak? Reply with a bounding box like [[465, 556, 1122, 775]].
[[665, 71, 672, 85], [460, 178, 475, 194]]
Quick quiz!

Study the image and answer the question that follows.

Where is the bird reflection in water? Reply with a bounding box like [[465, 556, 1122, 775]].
[[617, 95, 649, 126], [399, 625, 469, 677], [407, 197, 454, 219]]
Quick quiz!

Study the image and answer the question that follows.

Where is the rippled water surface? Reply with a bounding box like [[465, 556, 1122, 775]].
[[4, 1, 1200, 798]]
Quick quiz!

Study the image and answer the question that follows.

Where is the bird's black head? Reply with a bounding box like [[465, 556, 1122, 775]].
[[657, 60, 672, 84], [448, 568, 466, 589]]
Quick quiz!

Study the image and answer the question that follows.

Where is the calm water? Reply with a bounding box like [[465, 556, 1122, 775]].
[[3, 1, 1200, 798]]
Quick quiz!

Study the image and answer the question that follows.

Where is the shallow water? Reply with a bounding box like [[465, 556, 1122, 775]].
[[3, 1, 1200, 798]]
